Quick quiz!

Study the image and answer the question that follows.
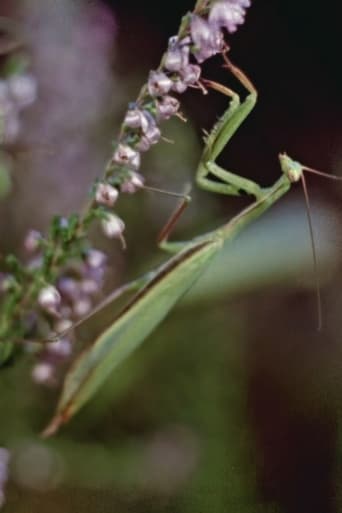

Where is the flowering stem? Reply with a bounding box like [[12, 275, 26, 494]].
[[0, 0, 253, 357]]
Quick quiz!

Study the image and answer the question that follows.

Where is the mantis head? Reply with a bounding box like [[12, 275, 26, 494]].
[[278, 153, 303, 183]]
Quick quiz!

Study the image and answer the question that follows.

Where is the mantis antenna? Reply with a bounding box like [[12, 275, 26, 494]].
[[280, 151, 342, 330], [301, 165, 342, 330], [300, 172, 322, 330]]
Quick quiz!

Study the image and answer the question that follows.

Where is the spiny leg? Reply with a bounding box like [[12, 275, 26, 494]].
[[158, 60, 262, 253], [196, 57, 264, 200]]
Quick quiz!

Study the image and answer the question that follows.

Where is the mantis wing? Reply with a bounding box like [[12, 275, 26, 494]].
[[43, 238, 220, 436]]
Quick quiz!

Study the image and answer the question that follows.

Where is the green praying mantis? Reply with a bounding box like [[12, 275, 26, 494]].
[[42, 53, 341, 437]]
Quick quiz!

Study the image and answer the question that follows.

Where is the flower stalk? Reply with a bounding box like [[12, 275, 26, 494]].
[[0, 0, 252, 376]]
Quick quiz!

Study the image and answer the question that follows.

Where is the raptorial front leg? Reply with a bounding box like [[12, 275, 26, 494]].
[[205, 160, 264, 199], [196, 60, 264, 200], [159, 60, 264, 254]]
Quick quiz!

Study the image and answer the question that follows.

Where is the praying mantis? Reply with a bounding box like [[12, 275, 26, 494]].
[[42, 52, 340, 437]]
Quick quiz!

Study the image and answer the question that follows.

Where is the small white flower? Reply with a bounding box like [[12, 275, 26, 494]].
[[80, 279, 99, 295], [47, 338, 72, 358], [57, 278, 80, 302], [181, 64, 201, 85], [101, 213, 125, 239], [32, 362, 54, 385], [54, 318, 73, 334], [24, 229, 42, 253], [85, 249, 107, 269], [164, 36, 191, 72], [209, 0, 251, 34], [121, 172, 145, 194], [38, 285, 61, 312], [27, 256, 43, 271], [130, 152, 141, 171], [147, 71, 173, 97], [73, 297, 92, 318], [95, 182, 119, 207], [8, 73, 38, 109], [190, 14, 224, 63], [113, 144, 141, 171], [156, 95, 180, 120], [144, 124, 161, 145], [124, 108, 150, 132], [135, 135, 151, 152], [171, 79, 188, 94]]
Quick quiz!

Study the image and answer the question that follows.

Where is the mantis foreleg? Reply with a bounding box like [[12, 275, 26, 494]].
[[159, 57, 263, 254], [196, 57, 264, 200]]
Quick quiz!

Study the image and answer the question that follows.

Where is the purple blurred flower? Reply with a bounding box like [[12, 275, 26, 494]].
[[190, 14, 224, 63], [209, 0, 251, 34]]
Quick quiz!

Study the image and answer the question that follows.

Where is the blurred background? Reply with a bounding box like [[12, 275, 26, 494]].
[[1, 0, 342, 512]]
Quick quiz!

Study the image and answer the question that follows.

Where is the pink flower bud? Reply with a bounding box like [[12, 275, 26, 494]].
[[144, 124, 161, 145], [113, 144, 141, 171], [80, 279, 99, 295], [95, 182, 119, 207], [148, 71, 173, 97], [181, 64, 201, 85], [121, 172, 145, 194], [38, 285, 61, 313], [24, 229, 42, 253], [171, 79, 188, 94], [101, 213, 125, 239], [54, 319, 73, 334], [133, 111, 161, 145], [32, 361, 55, 385], [164, 47, 184, 72], [164, 36, 191, 72], [124, 108, 150, 132], [190, 14, 224, 63], [135, 135, 151, 152], [130, 152, 141, 171], [85, 249, 107, 269], [57, 278, 80, 302], [156, 95, 180, 120], [73, 297, 92, 318], [47, 338, 72, 358], [209, 0, 251, 34], [8, 73, 37, 108]]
